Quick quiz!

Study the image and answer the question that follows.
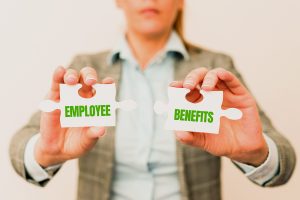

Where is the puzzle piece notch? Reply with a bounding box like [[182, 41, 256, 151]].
[[116, 99, 137, 111], [154, 87, 243, 134], [221, 108, 242, 120], [39, 83, 136, 127]]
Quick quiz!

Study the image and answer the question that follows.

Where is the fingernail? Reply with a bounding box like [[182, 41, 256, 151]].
[[169, 81, 178, 86], [91, 127, 105, 137], [105, 77, 114, 82], [202, 80, 212, 88], [85, 74, 96, 83], [176, 134, 188, 144], [91, 126, 102, 132], [67, 74, 77, 82], [102, 77, 114, 84], [184, 79, 194, 87]]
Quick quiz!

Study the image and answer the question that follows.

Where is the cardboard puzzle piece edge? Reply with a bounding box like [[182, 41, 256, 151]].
[[154, 87, 243, 134], [39, 83, 136, 127]]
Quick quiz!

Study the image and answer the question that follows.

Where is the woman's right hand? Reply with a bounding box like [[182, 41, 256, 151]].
[[35, 66, 114, 167]]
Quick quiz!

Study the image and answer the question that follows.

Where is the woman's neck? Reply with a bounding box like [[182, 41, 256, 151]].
[[126, 29, 171, 69]]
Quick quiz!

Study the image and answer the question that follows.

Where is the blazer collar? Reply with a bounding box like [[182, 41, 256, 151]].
[[107, 30, 190, 66]]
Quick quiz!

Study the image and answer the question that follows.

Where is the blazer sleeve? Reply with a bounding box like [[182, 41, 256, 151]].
[[9, 55, 88, 187], [214, 53, 296, 187]]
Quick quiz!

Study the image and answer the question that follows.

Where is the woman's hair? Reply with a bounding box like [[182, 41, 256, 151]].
[[174, 9, 184, 42], [174, 8, 193, 49]]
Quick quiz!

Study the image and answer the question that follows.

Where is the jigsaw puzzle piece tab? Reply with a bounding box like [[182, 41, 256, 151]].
[[39, 99, 60, 112], [117, 99, 137, 111]]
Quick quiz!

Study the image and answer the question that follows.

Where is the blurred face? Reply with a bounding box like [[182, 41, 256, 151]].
[[116, 0, 183, 37]]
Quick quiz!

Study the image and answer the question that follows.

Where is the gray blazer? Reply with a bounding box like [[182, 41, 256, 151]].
[[9, 45, 296, 200]]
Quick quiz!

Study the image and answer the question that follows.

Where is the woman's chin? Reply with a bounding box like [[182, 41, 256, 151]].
[[136, 25, 170, 38]]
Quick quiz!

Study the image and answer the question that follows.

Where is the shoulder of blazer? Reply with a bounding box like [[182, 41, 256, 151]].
[[70, 43, 234, 66], [68, 47, 236, 92], [174, 42, 235, 74], [69, 50, 112, 70], [188, 43, 234, 65]]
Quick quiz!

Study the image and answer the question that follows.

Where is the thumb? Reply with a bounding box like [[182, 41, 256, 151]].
[[86, 127, 106, 139], [47, 66, 66, 101], [80, 127, 106, 151], [176, 131, 209, 150], [175, 131, 195, 145]]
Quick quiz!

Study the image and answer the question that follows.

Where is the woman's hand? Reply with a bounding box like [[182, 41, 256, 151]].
[[35, 66, 114, 167], [170, 67, 268, 166]]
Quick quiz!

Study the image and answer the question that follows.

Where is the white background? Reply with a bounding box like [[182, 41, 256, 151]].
[[0, 0, 299, 199]]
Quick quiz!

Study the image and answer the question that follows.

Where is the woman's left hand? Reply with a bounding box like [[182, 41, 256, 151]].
[[170, 67, 268, 166]]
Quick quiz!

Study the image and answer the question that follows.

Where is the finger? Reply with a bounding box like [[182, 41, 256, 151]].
[[101, 77, 115, 84], [216, 70, 248, 95], [47, 66, 66, 100], [79, 67, 98, 97], [80, 127, 106, 151], [63, 68, 79, 85], [170, 81, 202, 103], [79, 66, 98, 86], [201, 69, 220, 91], [176, 131, 209, 150], [215, 80, 229, 91], [183, 67, 208, 90], [86, 127, 106, 139], [169, 80, 183, 88], [175, 131, 195, 145]]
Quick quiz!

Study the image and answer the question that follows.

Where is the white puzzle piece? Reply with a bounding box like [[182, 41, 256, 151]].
[[154, 87, 243, 134], [39, 83, 137, 127]]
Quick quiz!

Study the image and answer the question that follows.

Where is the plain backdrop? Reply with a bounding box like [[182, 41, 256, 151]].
[[0, 0, 299, 199]]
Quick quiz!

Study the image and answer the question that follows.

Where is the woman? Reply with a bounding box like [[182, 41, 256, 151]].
[[10, 0, 295, 200]]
